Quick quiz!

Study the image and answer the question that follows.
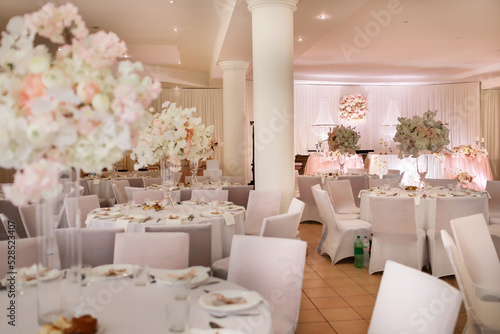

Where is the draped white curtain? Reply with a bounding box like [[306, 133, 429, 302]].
[[294, 82, 481, 155], [481, 89, 500, 179]]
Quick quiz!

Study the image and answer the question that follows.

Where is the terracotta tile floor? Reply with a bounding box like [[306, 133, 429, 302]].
[[296, 222, 466, 334]]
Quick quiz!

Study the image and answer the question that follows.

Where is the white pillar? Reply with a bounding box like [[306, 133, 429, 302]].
[[247, 0, 297, 212], [218, 61, 249, 179]]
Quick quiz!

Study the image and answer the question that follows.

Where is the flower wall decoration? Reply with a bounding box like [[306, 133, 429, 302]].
[[393, 110, 450, 159], [339, 94, 367, 121], [131, 102, 219, 170], [327, 124, 361, 156], [0, 3, 161, 205]]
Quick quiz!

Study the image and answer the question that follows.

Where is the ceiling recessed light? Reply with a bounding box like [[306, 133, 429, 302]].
[[173, 27, 178, 32], [297, 37, 303, 42], [169, 0, 175, 3], [319, 14, 327, 20], [178, 61, 181, 65]]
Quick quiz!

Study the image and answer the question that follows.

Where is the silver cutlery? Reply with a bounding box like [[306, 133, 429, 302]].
[[191, 280, 220, 289]]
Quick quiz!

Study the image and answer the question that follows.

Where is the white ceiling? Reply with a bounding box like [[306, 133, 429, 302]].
[[1, 0, 500, 88]]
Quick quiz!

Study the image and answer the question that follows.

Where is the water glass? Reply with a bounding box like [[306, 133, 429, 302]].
[[165, 279, 191, 333]]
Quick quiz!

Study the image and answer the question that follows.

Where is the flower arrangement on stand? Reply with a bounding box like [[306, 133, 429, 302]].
[[0, 3, 160, 205], [455, 170, 475, 189], [0, 2, 160, 325], [339, 94, 367, 122], [393, 110, 450, 187], [327, 124, 360, 174]]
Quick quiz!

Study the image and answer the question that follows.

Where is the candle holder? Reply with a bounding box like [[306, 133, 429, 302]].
[[475, 139, 480, 148]]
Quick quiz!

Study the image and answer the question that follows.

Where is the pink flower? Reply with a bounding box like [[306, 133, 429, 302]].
[[76, 81, 100, 104], [76, 31, 126, 69], [20, 73, 46, 113]]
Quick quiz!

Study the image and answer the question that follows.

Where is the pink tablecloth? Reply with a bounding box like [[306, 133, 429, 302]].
[[443, 154, 493, 190], [304, 154, 364, 175]]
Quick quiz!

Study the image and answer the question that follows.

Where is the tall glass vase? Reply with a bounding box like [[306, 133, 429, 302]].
[[338, 155, 346, 175], [160, 157, 177, 208], [37, 166, 82, 325], [416, 154, 428, 188], [190, 160, 200, 186]]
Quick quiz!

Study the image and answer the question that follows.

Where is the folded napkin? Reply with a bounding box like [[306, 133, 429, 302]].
[[222, 212, 235, 226], [84, 214, 96, 226]]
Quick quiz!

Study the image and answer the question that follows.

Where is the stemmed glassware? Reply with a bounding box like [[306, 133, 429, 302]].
[[383, 141, 388, 154], [416, 155, 428, 188], [379, 138, 384, 153]]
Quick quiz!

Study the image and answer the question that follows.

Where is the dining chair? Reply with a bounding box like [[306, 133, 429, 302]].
[[244, 190, 282, 235], [347, 168, 368, 175], [425, 178, 458, 187], [427, 196, 486, 277], [113, 232, 189, 269], [221, 176, 245, 184], [142, 177, 161, 188], [489, 223, 500, 260], [0, 237, 38, 278], [441, 230, 500, 333], [450, 214, 500, 301], [294, 170, 300, 197], [0, 213, 19, 239], [486, 180, 500, 224], [296, 175, 322, 223], [124, 186, 145, 203], [56, 228, 124, 269], [191, 189, 229, 202], [64, 194, 100, 229], [386, 169, 401, 175], [222, 185, 253, 208], [118, 177, 144, 188], [202, 169, 222, 182], [338, 175, 369, 207], [326, 179, 361, 219], [79, 179, 91, 196], [206, 160, 219, 170], [369, 177, 399, 188], [227, 235, 307, 334], [132, 190, 181, 204], [312, 185, 371, 264], [18, 203, 38, 238], [185, 175, 210, 184], [145, 223, 212, 267], [368, 260, 462, 334], [0, 199, 27, 238], [111, 180, 131, 204], [368, 197, 426, 274]]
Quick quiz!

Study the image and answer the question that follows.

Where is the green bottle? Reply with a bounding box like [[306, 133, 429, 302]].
[[354, 236, 364, 268]]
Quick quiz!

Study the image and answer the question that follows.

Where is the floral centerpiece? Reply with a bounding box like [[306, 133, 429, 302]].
[[455, 170, 474, 188], [452, 145, 488, 159], [131, 101, 217, 170], [339, 94, 367, 121], [0, 3, 160, 205], [393, 110, 450, 159], [327, 124, 360, 156]]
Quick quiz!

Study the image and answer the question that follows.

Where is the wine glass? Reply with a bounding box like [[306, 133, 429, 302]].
[[383, 141, 388, 154], [378, 138, 383, 153]]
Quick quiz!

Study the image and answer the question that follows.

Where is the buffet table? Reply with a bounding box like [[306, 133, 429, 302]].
[[0, 277, 272, 334], [304, 154, 364, 175]]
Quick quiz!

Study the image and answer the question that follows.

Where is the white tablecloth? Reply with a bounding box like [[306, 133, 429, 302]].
[[87, 204, 245, 263], [0, 277, 272, 334], [359, 187, 489, 230]]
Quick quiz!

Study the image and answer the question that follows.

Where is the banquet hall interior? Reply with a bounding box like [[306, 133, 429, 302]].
[[1, 0, 500, 333]]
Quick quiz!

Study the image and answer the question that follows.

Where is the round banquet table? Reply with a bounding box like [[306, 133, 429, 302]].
[[0, 277, 272, 334], [86, 203, 245, 263], [359, 187, 490, 231], [304, 154, 364, 175]]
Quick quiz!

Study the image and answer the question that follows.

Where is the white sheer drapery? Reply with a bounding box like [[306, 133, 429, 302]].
[[294, 82, 481, 156], [481, 89, 500, 179]]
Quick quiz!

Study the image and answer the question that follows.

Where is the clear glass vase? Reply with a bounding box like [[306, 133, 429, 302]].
[[190, 160, 199, 186], [338, 155, 346, 175], [160, 157, 177, 208], [36, 166, 82, 325], [416, 154, 428, 188]]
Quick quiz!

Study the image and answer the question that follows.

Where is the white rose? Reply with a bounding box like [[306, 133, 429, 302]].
[[28, 54, 50, 74], [92, 93, 110, 111], [42, 67, 67, 88]]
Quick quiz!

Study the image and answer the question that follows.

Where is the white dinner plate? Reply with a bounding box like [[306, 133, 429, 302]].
[[93, 207, 121, 213], [1, 265, 60, 286], [218, 201, 233, 206], [200, 211, 225, 217], [198, 290, 263, 313], [151, 266, 210, 285], [93, 211, 122, 218], [119, 214, 148, 223], [190, 329, 245, 334], [90, 264, 138, 280], [222, 205, 244, 212]]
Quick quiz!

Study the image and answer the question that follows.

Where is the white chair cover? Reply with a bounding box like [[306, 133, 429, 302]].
[[450, 214, 500, 301], [145, 223, 212, 268], [203, 169, 222, 182], [368, 260, 462, 334], [312, 185, 371, 264], [297, 175, 322, 223], [222, 185, 253, 208], [369, 177, 399, 188], [114, 232, 189, 269], [387, 169, 401, 175], [221, 176, 245, 184], [125, 187, 146, 203], [185, 175, 211, 184], [486, 180, 500, 224], [287, 198, 305, 216], [64, 194, 100, 228], [347, 168, 368, 175], [259, 211, 302, 239], [326, 179, 361, 215], [191, 189, 229, 202], [79, 179, 91, 196], [18, 204, 38, 238], [489, 224, 500, 260], [206, 160, 219, 170], [425, 178, 459, 187], [441, 230, 500, 333], [56, 228, 124, 268], [227, 235, 307, 334], [338, 175, 369, 207], [0, 213, 19, 239], [111, 180, 131, 204], [132, 190, 181, 204], [428, 197, 487, 277], [0, 237, 38, 278], [369, 197, 426, 274], [0, 199, 25, 238], [244, 190, 282, 235], [143, 177, 161, 188]]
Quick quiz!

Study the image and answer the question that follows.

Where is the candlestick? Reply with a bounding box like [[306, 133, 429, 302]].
[[481, 137, 485, 143], [476, 136, 479, 142]]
